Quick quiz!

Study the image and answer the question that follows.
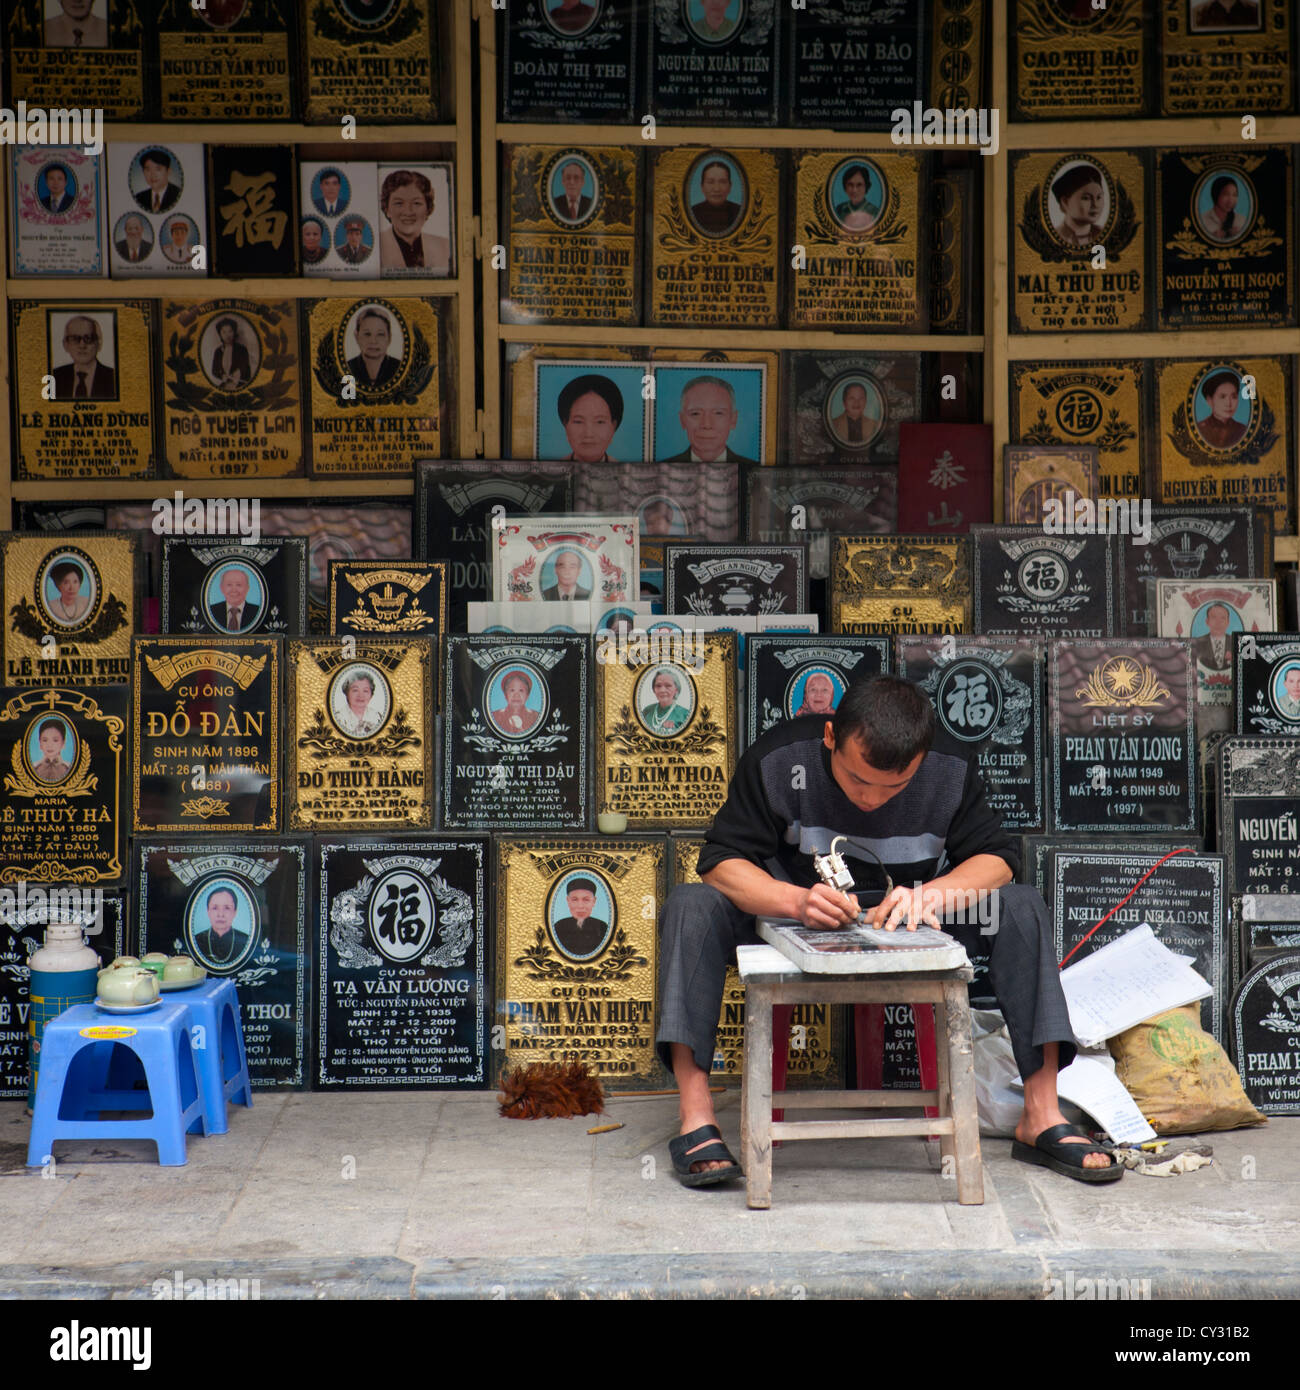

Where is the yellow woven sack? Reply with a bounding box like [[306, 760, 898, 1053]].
[[1107, 1004, 1267, 1135]]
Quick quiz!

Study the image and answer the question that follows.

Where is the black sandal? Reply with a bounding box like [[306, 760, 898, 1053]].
[[1011, 1122, 1123, 1184], [668, 1124, 742, 1187]]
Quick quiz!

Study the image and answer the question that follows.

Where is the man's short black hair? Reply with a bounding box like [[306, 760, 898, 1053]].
[[139, 148, 172, 170], [830, 675, 936, 772]]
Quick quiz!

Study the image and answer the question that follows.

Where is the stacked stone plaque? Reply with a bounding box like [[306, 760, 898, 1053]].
[[896, 423, 995, 534], [1236, 635, 1300, 737], [789, 151, 926, 331], [1011, 0, 1149, 120], [156, 0, 296, 121], [494, 513, 639, 605], [1010, 150, 1148, 333], [4, 0, 148, 119], [1047, 848, 1228, 1042], [503, 145, 640, 327], [649, 0, 781, 125], [832, 535, 970, 636], [1021, 833, 1190, 896], [3, 533, 138, 688], [576, 461, 739, 542], [1231, 953, 1300, 1116], [287, 637, 433, 831], [135, 838, 308, 1088], [495, 835, 668, 1086], [783, 352, 921, 465], [0, 686, 127, 886], [1161, 0, 1293, 116], [415, 462, 573, 630], [1049, 638, 1197, 834], [972, 526, 1117, 639], [1232, 894, 1300, 993], [0, 894, 124, 1101], [316, 834, 489, 1089], [1009, 361, 1146, 504], [328, 560, 445, 643], [648, 147, 780, 328], [1216, 737, 1300, 895], [1156, 578, 1277, 724], [498, 0, 639, 123], [307, 296, 449, 473], [745, 634, 890, 747], [898, 636, 1045, 833], [303, 0, 439, 123], [1150, 356, 1291, 531], [9, 299, 158, 480], [1002, 445, 1099, 525], [163, 537, 308, 637], [161, 298, 303, 478], [1117, 505, 1264, 636], [132, 636, 280, 833], [1155, 148, 1296, 331], [665, 543, 807, 618], [596, 632, 736, 830], [443, 634, 589, 831]]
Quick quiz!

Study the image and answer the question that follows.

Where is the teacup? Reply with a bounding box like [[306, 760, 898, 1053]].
[[140, 952, 169, 979], [105, 955, 141, 970], [97, 968, 160, 1006], [163, 956, 202, 983]]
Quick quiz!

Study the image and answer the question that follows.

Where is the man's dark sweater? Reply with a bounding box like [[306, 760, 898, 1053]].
[[696, 716, 1019, 896]]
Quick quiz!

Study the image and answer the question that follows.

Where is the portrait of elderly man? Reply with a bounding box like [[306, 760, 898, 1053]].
[[53, 316, 116, 400], [689, 0, 738, 41], [379, 169, 450, 274], [541, 548, 592, 602], [32, 720, 73, 785], [337, 218, 372, 265], [556, 373, 623, 463], [829, 380, 880, 448], [660, 375, 757, 466], [45, 0, 107, 47], [1050, 162, 1106, 249], [1192, 602, 1235, 673], [690, 160, 743, 236], [551, 878, 610, 959], [210, 566, 259, 633], [552, 159, 594, 223], [657, 675, 1121, 1188], [336, 670, 384, 738], [115, 214, 153, 263]]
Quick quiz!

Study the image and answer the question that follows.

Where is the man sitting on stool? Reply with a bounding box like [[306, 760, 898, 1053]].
[[656, 674, 1121, 1187]]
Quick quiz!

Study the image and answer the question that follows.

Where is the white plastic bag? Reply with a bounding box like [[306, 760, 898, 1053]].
[[971, 1008, 1022, 1137]]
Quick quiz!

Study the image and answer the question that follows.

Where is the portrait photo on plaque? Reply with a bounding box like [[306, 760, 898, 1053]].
[[443, 633, 589, 831], [503, 145, 639, 326], [132, 636, 280, 833], [162, 536, 308, 637], [107, 141, 208, 279], [898, 636, 1046, 834], [156, 0, 298, 121], [0, 685, 127, 885], [1235, 635, 1300, 737], [1002, 444, 1100, 525], [10, 299, 158, 480], [831, 534, 971, 636], [744, 634, 890, 747], [1162, 0, 1292, 116], [1011, 0, 1148, 121], [647, 146, 780, 329], [316, 834, 489, 1088], [1048, 637, 1197, 835], [493, 514, 639, 606], [1155, 147, 1295, 331], [2, 533, 138, 688], [652, 362, 767, 466], [304, 0, 440, 124], [1232, 952, 1300, 1116], [1156, 579, 1277, 714], [206, 143, 297, 278], [8, 145, 105, 277], [896, 423, 994, 535], [783, 351, 920, 465], [307, 295, 450, 473], [789, 150, 926, 331], [287, 636, 433, 831], [498, 0, 640, 123], [161, 298, 303, 478], [1010, 150, 1147, 333], [529, 358, 648, 463], [665, 542, 807, 618], [329, 560, 445, 640], [1150, 356, 1291, 531], [596, 631, 736, 830], [648, 0, 781, 126], [1217, 737, 1300, 896], [495, 835, 668, 1087], [4, 0, 147, 120], [135, 837, 309, 1088], [972, 525, 1117, 639]]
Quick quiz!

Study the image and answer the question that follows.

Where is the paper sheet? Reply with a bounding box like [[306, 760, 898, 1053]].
[[1053, 1057, 1157, 1145]]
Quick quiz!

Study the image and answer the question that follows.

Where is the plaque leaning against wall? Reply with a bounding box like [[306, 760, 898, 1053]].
[[498, 0, 640, 123], [303, 0, 440, 124], [1235, 634, 1300, 737], [1161, 0, 1293, 117], [648, 0, 781, 126], [8, 145, 105, 278], [162, 536, 308, 637], [1010, 0, 1149, 121], [971, 525, 1117, 639], [4, 0, 148, 119], [745, 634, 891, 747], [156, 0, 297, 121], [1231, 952, 1300, 1116], [831, 535, 970, 636], [107, 139, 207, 281], [1216, 737, 1300, 897], [328, 560, 445, 642]]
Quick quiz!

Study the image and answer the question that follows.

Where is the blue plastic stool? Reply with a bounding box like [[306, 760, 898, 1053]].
[[26, 1002, 205, 1167], [178, 978, 252, 1135]]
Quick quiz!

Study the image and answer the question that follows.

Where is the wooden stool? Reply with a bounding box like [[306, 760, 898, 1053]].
[[738, 944, 983, 1209]]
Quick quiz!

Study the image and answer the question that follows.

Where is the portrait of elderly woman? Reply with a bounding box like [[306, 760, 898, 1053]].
[[490, 669, 542, 736], [332, 667, 388, 739], [45, 560, 93, 625], [379, 169, 450, 274], [556, 373, 624, 463], [346, 306, 402, 390], [794, 671, 840, 717], [639, 666, 693, 735]]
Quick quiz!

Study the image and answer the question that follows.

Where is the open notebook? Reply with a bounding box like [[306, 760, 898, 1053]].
[[756, 917, 970, 974]]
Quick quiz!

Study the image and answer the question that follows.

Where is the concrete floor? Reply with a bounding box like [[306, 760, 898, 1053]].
[[1, 1092, 1297, 1299]]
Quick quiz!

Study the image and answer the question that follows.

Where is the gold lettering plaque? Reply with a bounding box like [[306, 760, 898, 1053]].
[[1012, 0, 1148, 120], [4, 0, 147, 120], [163, 298, 303, 479], [2, 534, 138, 688], [11, 300, 157, 480], [157, 0, 295, 121], [649, 146, 780, 329], [287, 637, 433, 831], [304, 0, 439, 124], [831, 535, 971, 635], [1151, 357, 1291, 531], [1162, 0, 1292, 115], [306, 296, 448, 474], [503, 145, 640, 327], [1003, 444, 1100, 524], [1010, 360, 1146, 501], [789, 150, 925, 331], [1010, 150, 1147, 333], [496, 835, 668, 1088], [596, 633, 737, 830]]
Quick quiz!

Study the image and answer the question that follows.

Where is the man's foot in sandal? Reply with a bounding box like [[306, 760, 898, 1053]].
[[669, 1124, 742, 1187], [1011, 1121, 1124, 1184]]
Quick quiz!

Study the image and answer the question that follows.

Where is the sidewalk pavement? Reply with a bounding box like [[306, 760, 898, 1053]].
[[1, 1091, 1297, 1300]]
